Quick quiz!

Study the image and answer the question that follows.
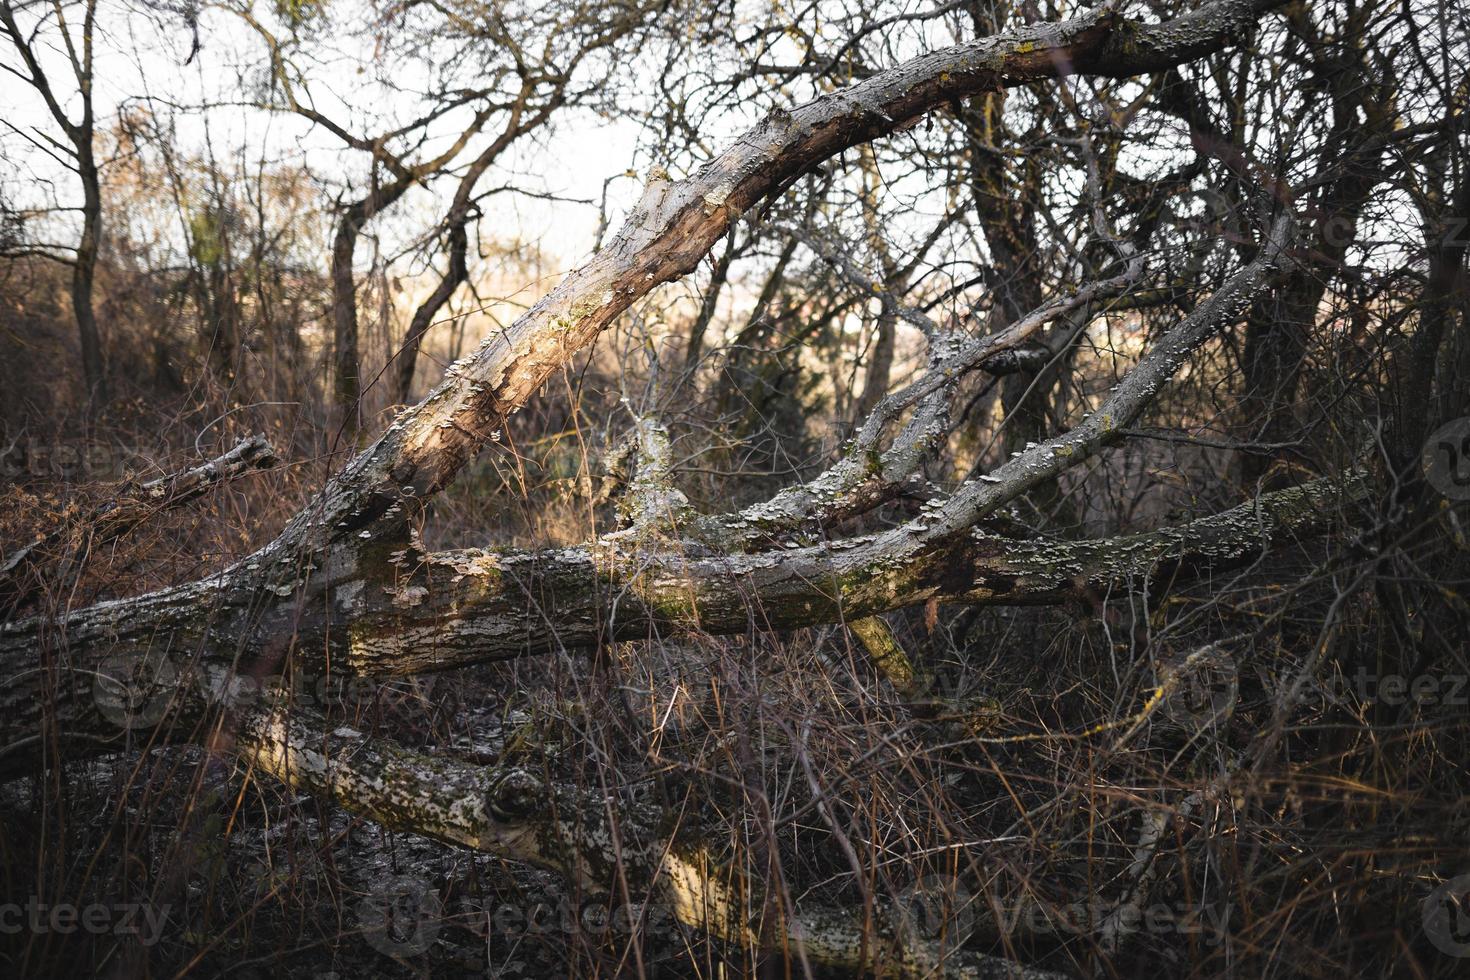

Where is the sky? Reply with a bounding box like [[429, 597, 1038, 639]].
[[3, 0, 653, 279]]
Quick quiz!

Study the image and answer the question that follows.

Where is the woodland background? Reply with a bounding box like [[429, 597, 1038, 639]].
[[2, 0, 1469, 977]]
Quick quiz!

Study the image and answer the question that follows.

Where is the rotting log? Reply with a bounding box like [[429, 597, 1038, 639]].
[[0, 468, 1362, 777]]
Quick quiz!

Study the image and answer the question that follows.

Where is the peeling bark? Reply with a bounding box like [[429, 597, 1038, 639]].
[[235, 700, 1068, 978], [0, 10, 1312, 976], [0, 469, 1361, 778]]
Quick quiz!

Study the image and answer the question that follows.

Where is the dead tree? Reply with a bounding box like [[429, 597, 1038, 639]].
[[2, 1, 1345, 972], [238, 0, 643, 427], [1, 0, 107, 402]]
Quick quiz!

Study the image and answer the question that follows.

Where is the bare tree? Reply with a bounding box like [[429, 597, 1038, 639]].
[[235, 0, 651, 431], [393, 0, 646, 402], [1, 0, 107, 401], [237, 1, 501, 430]]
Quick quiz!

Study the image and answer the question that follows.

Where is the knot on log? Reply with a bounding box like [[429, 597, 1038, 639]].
[[488, 767, 544, 821]]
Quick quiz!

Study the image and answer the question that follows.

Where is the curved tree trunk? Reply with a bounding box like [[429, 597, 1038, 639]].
[[0, 7, 1306, 975]]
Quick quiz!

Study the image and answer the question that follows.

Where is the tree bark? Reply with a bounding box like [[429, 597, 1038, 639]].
[[332, 181, 415, 429], [74, 144, 107, 403], [1, 13, 1308, 965], [0, 464, 1356, 779], [233, 700, 1068, 978], [1, 0, 108, 402]]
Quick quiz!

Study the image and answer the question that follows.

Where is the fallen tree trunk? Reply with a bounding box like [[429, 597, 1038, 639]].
[[0, 434, 278, 612], [0, 469, 1360, 778], [1, 206, 1307, 772], [0, 3, 1312, 974], [234, 699, 1070, 979], [0, 0, 1299, 777]]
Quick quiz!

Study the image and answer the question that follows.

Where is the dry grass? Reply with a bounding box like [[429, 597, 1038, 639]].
[[3, 328, 1468, 980]]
